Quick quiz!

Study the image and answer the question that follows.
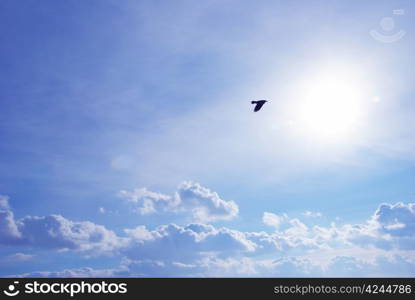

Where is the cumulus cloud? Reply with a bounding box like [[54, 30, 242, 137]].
[[294, 202, 415, 252], [0, 195, 250, 266], [345, 202, 415, 251], [375, 202, 415, 237], [115, 206, 415, 276], [286, 218, 309, 237], [17, 215, 124, 254], [3, 192, 415, 277], [119, 188, 177, 215], [123, 223, 255, 262], [119, 181, 238, 222], [262, 212, 286, 230], [262, 213, 309, 237], [262, 212, 315, 249], [0, 197, 124, 255], [0, 195, 21, 243], [261, 203, 415, 259]]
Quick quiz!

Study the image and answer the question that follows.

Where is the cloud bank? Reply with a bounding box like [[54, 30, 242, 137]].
[[2, 187, 415, 277]]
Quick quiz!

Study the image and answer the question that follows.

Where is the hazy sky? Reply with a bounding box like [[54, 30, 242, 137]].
[[1, 0, 415, 277]]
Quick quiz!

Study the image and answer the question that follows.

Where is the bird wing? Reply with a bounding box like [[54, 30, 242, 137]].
[[254, 102, 265, 112]]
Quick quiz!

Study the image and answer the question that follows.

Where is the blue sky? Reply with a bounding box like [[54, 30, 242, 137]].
[[1, 0, 415, 277]]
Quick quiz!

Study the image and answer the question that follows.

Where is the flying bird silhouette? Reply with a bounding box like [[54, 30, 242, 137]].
[[251, 100, 268, 112]]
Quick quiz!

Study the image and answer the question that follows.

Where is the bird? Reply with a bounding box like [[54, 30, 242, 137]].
[[251, 100, 268, 112]]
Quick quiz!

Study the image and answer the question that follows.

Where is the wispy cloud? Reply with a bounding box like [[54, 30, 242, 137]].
[[302, 211, 322, 218], [1, 253, 34, 263]]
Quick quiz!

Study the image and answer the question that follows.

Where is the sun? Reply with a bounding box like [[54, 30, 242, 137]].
[[296, 70, 364, 142]]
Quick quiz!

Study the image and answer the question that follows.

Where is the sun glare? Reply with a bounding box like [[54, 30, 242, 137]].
[[296, 70, 365, 142]]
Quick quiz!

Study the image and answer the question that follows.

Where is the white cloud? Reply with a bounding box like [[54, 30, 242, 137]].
[[8, 253, 34, 261], [0, 195, 21, 242], [17, 215, 125, 255], [313, 202, 415, 251], [116, 202, 415, 275], [375, 202, 415, 237], [11, 267, 119, 278], [0, 197, 124, 255], [119, 181, 238, 222], [177, 182, 238, 222], [122, 223, 256, 262], [1, 253, 34, 263], [302, 211, 322, 218], [15, 252, 415, 277], [119, 188, 177, 215], [262, 212, 286, 230], [263, 203, 415, 252], [384, 222, 405, 230], [124, 225, 154, 241], [0, 195, 11, 210], [286, 218, 308, 237], [3, 193, 415, 277], [262, 213, 309, 238]]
